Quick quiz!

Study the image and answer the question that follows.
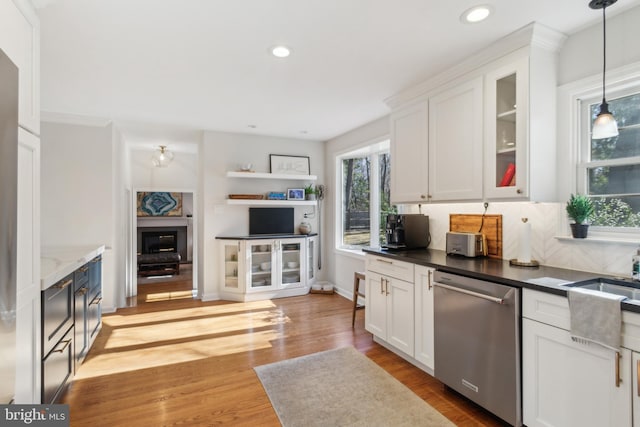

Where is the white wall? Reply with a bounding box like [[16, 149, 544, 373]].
[[130, 148, 199, 190], [558, 5, 640, 86], [40, 121, 119, 311], [200, 130, 325, 300]]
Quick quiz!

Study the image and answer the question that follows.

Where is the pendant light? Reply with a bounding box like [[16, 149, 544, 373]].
[[151, 145, 174, 168], [590, 0, 619, 140]]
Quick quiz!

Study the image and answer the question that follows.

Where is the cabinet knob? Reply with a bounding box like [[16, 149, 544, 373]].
[[516, 189, 522, 194], [420, 194, 426, 199]]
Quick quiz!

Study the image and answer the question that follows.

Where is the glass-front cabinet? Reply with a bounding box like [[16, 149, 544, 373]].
[[222, 241, 242, 293], [247, 241, 278, 292], [307, 235, 318, 285], [484, 57, 528, 199], [219, 237, 311, 300]]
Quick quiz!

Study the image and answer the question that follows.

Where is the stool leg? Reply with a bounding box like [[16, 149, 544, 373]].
[[352, 274, 359, 328]]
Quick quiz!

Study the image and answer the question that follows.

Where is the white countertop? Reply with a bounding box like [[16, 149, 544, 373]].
[[41, 245, 106, 290]]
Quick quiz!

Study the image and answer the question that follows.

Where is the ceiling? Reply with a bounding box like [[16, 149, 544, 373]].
[[35, 0, 640, 141]]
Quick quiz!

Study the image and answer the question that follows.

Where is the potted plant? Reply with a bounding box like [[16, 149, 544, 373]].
[[566, 194, 594, 238], [304, 184, 317, 201]]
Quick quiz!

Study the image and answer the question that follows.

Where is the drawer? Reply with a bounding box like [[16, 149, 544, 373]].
[[74, 263, 89, 287], [42, 274, 74, 356], [522, 288, 570, 330], [523, 288, 640, 352], [42, 327, 74, 404], [365, 255, 414, 282]]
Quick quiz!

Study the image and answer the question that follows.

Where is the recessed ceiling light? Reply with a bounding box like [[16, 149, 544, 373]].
[[248, 125, 257, 129], [460, 4, 493, 24], [271, 45, 291, 58]]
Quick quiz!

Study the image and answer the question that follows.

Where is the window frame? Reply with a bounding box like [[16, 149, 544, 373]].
[[335, 138, 391, 252], [572, 63, 640, 237]]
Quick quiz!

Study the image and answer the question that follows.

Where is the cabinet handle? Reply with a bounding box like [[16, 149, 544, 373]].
[[90, 297, 103, 305], [385, 279, 390, 296], [77, 287, 88, 296], [79, 266, 89, 273], [380, 277, 385, 294], [91, 258, 100, 264], [616, 351, 621, 388], [376, 258, 393, 265], [637, 360, 640, 396], [53, 279, 73, 290], [427, 270, 433, 290], [53, 339, 72, 353]]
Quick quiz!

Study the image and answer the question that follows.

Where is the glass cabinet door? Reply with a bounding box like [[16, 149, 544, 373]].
[[279, 240, 303, 288], [248, 241, 276, 291], [495, 73, 517, 188], [484, 57, 527, 199], [223, 242, 240, 290], [307, 237, 316, 284]]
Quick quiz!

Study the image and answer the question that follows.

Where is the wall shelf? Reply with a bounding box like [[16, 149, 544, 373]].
[[226, 199, 317, 206], [226, 171, 317, 181]]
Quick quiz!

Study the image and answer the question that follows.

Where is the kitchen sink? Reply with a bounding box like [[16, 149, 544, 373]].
[[569, 277, 640, 300]]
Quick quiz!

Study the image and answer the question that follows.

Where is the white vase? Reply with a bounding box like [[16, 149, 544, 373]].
[[299, 222, 311, 234]]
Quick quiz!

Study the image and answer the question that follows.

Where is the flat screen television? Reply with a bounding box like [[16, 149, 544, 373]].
[[249, 207, 294, 235]]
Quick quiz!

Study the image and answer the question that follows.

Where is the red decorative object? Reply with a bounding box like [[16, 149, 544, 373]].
[[499, 163, 516, 187]]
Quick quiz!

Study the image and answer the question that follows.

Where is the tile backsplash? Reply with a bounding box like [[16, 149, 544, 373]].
[[402, 202, 638, 278]]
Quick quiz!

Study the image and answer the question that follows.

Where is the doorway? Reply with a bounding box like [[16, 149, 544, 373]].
[[129, 190, 197, 306]]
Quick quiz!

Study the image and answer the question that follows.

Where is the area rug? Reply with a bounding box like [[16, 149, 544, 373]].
[[254, 346, 454, 427]]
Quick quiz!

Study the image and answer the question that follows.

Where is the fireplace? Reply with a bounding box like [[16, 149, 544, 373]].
[[138, 226, 188, 262], [141, 231, 177, 254]]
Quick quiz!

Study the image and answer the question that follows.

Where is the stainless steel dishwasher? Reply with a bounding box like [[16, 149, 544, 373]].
[[433, 271, 521, 427]]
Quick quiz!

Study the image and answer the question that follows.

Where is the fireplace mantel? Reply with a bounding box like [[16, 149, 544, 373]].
[[137, 217, 190, 228]]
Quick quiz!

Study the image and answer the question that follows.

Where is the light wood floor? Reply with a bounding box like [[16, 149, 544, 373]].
[[62, 278, 509, 426]]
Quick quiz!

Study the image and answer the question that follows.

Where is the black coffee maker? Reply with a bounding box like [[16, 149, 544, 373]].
[[385, 214, 405, 248], [383, 214, 430, 249]]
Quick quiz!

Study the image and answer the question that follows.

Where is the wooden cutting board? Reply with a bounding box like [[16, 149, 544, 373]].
[[449, 214, 503, 259]]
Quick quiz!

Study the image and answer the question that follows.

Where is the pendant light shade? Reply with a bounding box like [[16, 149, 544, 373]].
[[590, 0, 619, 140], [151, 145, 174, 167], [592, 101, 619, 139]]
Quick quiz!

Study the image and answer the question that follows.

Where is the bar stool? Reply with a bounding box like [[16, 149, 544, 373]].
[[352, 272, 366, 328]]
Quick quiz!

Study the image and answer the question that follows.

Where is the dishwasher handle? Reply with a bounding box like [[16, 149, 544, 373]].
[[434, 281, 511, 305]]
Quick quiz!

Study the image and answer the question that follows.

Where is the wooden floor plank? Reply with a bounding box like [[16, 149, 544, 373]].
[[63, 277, 508, 426]]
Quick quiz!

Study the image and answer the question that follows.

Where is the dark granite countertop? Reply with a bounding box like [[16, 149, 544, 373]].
[[216, 233, 318, 240], [363, 247, 640, 314]]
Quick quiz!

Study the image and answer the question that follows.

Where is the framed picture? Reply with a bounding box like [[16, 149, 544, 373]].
[[137, 192, 183, 216], [287, 188, 305, 201], [270, 154, 310, 175]]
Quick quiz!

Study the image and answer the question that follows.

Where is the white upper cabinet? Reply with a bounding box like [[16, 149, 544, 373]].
[[484, 57, 528, 199], [390, 101, 429, 204], [386, 23, 565, 203], [0, 0, 40, 134], [428, 76, 483, 201]]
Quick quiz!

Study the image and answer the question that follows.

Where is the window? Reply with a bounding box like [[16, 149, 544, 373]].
[[337, 140, 396, 249], [580, 88, 640, 229]]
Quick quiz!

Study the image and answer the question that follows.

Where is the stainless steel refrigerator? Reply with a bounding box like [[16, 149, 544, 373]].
[[0, 48, 19, 404]]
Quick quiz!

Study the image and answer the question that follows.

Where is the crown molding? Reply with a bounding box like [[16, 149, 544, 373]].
[[385, 22, 567, 110], [41, 111, 112, 127]]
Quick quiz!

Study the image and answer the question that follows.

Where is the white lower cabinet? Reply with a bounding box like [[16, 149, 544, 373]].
[[365, 270, 414, 357], [219, 237, 311, 301], [634, 352, 640, 427], [414, 265, 435, 371], [523, 318, 631, 427], [523, 289, 633, 427]]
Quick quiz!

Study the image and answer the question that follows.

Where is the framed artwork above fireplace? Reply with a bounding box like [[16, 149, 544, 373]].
[[137, 192, 183, 217]]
